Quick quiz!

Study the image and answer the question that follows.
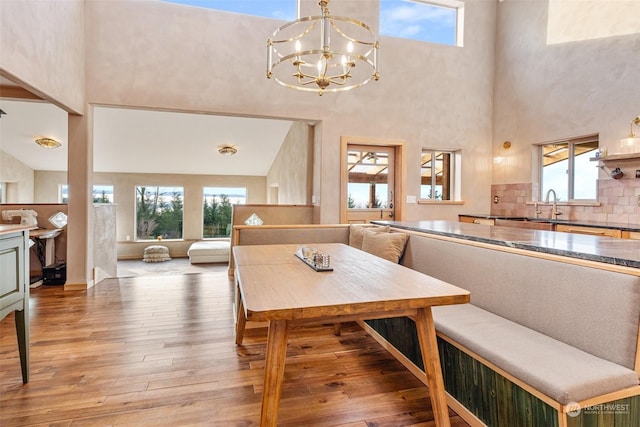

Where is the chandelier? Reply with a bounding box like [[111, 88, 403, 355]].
[[266, 0, 379, 96]]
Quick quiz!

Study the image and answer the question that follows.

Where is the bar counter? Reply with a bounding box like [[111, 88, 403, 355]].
[[372, 220, 640, 270]]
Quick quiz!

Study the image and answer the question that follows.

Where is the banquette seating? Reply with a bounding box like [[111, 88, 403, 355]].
[[231, 223, 640, 427]]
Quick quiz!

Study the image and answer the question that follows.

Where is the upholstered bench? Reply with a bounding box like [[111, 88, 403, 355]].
[[187, 240, 230, 264], [143, 245, 171, 262]]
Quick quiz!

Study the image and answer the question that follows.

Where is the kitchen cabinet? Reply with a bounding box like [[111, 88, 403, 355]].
[[459, 215, 495, 225], [555, 224, 622, 238], [0, 226, 31, 383]]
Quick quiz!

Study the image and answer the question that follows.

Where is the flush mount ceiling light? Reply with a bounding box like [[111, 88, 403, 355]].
[[266, 0, 379, 96], [35, 137, 62, 149], [218, 144, 238, 156]]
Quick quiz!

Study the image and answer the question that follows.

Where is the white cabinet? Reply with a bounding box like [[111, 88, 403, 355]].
[[0, 227, 31, 383]]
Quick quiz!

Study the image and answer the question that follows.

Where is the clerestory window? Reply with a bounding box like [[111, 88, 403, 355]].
[[380, 0, 464, 46]]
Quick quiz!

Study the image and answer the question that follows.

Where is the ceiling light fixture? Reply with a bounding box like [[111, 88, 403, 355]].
[[218, 144, 238, 156], [35, 137, 62, 149], [266, 0, 379, 96]]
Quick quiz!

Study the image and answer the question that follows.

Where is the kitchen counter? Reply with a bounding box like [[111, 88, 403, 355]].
[[372, 220, 640, 270], [459, 214, 640, 232], [0, 224, 37, 236]]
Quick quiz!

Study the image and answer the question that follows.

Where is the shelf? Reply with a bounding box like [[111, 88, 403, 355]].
[[590, 152, 640, 162]]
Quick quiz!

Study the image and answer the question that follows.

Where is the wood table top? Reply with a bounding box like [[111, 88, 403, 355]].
[[233, 243, 470, 322]]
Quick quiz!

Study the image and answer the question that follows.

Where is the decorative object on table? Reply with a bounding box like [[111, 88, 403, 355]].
[[266, 0, 379, 96], [295, 246, 333, 271], [143, 245, 171, 262], [1, 209, 38, 226]]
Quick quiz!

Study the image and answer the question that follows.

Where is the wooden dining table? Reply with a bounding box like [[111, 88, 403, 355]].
[[233, 243, 470, 427]]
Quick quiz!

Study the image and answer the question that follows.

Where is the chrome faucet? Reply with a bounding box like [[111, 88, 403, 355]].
[[544, 189, 562, 220]]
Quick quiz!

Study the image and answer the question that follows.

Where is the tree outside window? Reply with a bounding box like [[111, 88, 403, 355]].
[[203, 187, 246, 238], [136, 186, 184, 240]]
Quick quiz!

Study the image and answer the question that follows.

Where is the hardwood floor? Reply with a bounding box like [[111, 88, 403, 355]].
[[1, 268, 470, 426]]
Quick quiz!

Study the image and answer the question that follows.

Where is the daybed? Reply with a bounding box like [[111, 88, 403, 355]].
[[232, 223, 640, 427], [187, 240, 230, 264]]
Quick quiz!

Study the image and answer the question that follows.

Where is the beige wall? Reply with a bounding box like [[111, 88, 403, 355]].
[[266, 122, 313, 204], [34, 170, 66, 203], [492, 0, 640, 185], [0, 150, 34, 203], [0, 0, 85, 113], [83, 0, 497, 223]]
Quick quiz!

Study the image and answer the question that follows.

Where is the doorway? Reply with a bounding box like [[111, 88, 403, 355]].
[[340, 137, 405, 224]]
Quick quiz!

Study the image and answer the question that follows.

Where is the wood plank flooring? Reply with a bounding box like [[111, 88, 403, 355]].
[[1, 268, 470, 426]]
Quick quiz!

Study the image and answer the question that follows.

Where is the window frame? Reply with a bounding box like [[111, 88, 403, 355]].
[[534, 134, 599, 203], [418, 148, 462, 203]]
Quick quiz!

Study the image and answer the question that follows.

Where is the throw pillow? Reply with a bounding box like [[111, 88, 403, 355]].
[[349, 224, 390, 249], [361, 230, 409, 263]]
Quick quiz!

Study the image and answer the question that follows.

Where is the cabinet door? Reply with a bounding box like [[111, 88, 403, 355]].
[[0, 234, 26, 315], [555, 224, 622, 238], [459, 216, 495, 225]]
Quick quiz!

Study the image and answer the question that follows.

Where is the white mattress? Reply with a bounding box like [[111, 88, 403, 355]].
[[188, 241, 230, 264]]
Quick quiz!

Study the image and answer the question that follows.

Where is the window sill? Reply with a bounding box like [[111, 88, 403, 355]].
[[417, 200, 465, 205]]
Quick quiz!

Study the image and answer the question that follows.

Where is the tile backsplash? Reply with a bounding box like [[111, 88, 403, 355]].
[[491, 179, 640, 225]]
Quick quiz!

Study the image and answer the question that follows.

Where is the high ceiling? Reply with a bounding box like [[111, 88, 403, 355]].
[[0, 86, 295, 176]]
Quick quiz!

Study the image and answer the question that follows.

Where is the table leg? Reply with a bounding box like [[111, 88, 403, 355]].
[[414, 307, 450, 427], [260, 319, 288, 427], [15, 308, 29, 383], [234, 289, 247, 345]]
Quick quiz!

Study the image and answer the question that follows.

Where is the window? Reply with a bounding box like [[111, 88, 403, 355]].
[[136, 186, 184, 240], [347, 148, 392, 209], [0, 183, 5, 203], [420, 149, 459, 201], [160, 0, 297, 20], [203, 187, 246, 238], [380, 0, 464, 46], [538, 135, 598, 202], [93, 185, 114, 203], [59, 185, 114, 204]]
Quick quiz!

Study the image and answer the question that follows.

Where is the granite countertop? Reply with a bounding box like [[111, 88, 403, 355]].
[[372, 220, 640, 270], [459, 214, 640, 232]]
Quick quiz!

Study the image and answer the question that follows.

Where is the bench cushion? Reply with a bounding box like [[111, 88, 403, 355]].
[[188, 241, 230, 264], [401, 233, 640, 370], [433, 304, 640, 404]]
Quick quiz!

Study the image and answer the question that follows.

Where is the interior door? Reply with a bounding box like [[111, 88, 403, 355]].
[[344, 145, 395, 224]]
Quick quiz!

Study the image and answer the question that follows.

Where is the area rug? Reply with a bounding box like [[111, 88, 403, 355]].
[[117, 257, 228, 278]]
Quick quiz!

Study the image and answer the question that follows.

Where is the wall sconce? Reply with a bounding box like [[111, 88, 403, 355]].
[[503, 141, 512, 149], [620, 115, 640, 151]]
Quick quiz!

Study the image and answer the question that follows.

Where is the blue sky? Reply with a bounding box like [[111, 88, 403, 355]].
[[161, 0, 457, 45]]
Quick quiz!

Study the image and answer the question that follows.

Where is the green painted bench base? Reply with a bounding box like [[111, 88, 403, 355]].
[[365, 317, 640, 427]]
